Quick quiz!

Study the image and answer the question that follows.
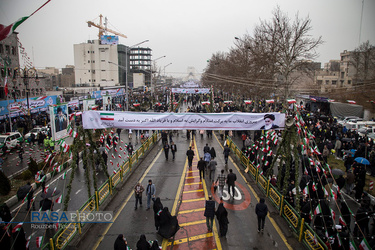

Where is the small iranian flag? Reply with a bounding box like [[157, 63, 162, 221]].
[[67, 125, 73, 136], [349, 241, 356, 250], [26, 236, 31, 248], [304, 167, 308, 175], [265, 99, 274, 103], [339, 216, 347, 226], [100, 113, 115, 121], [61, 172, 67, 180], [113, 169, 118, 174], [312, 182, 317, 192], [55, 195, 63, 204], [314, 204, 322, 215], [359, 239, 371, 250], [63, 143, 70, 153], [45, 154, 52, 163], [111, 154, 115, 159], [72, 131, 78, 138], [114, 148, 118, 152], [302, 186, 309, 195], [287, 99, 296, 104], [347, 100, 356, 104], [69, 150, 73, 160], [330, 208, 336, 220], [12, 223, 23, 233], [36, 236, 44, 248], [119, 146, 123, 151], [118, 154, 122, 159], [106, 144, 110, 150], [110, 160, 113, 165], [121, 140, 124, 144]]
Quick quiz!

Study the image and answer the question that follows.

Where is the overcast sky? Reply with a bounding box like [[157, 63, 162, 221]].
[[1, 0, 374, 79]]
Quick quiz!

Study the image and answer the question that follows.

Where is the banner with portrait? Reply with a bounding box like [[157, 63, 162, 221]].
[[83, 99, 96, 111], [171, 88, 210, 94], [50, 104, 69, 141], [82, 111, 285, 130]]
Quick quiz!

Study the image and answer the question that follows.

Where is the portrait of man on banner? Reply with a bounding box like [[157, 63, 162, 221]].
[[260, 114, 280, 130], [54, 105, 68, 132]]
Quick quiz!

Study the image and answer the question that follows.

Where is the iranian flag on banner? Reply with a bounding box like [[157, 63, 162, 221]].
[[347, 100, 356, 104], [72, 131, 78, 138], [63, 143, 70, 153], [55, 195, 63, 204], [36, 236, 44, 248], [265, 99, 274, 103], [359, 239, 371, 250], [314, 204, 322, 215], [287, 99, 296, 104], [67, 125, 73, 135], [26, 236, 31, 249], [12, 223, 23, 233], [100, 113, 115, 121]]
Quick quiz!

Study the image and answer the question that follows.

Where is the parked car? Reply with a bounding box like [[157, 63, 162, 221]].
[[0, 132, 24, 150], [24, 126, 49, 140], [338, 116, 363, 126], [358, 125, 375, 137]]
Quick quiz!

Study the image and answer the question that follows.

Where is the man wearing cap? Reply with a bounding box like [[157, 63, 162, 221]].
[[260, 114, 279, 130]]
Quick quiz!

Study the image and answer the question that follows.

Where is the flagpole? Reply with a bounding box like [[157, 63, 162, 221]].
[[7, 92, 12, 132]]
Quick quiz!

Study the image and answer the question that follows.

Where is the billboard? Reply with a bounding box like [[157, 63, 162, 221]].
[[100, 35, 119, 45], [50, 104, 69, 141], [83, 99, 96, 111]]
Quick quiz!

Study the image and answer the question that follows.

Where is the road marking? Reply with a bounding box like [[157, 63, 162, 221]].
[[75, 189, 82, 195], [167, 232, 214, 246], [213, 133, 293, 250], [179, 219, 206, 227], [93, 148, 163, 250], [187, 170, 199, 173], [184, 182, 202, 185], [183, 189, 204, 194], [178, 208, 205, 214], [186, 176, 198, 179], [181, 197, 205, 203]]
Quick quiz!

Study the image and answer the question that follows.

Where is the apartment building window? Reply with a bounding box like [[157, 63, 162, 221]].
[[5, 45, 10, 54], [92, 70, 95, 74], [88, 70, 90, 73], [101, 79, 106, 81], [11, 46, 16, 55], [340, 80, 344, 86], [317, 80, 322, 85], [88, 60, 90, 63], [0, 44, 3, 54], [88, 51, 90, 53], [348, 80, 351, 84], [341, 72, 344, 78], [325, 80, 329, 85], [92, 51, 95, 53], [92, 60, 95, 63], [93, 79, 96, 82], [101, 70, 105, 71], [332, 80, 337, 85], [101, 60, 105, 62], [89, 79, 91, 82]]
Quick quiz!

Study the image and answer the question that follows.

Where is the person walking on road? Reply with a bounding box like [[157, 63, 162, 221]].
[[197, 157, 206, 179], [163, 142, 170, 160], [204, 195, 215, 232], [210, 147, 216, 159], [19, 147, 24, 161], [127, 142, 134, 155], [203, 143, 210, 154], [223, 145, 230, 165], [186, 147, 194, 168], [204, 151, 211, 175], [227, 169, 237, 198], [146, 179, 156, 210], [255, 198, 268, 233], [114, 234, 128, 250], [134, 182, 144, 210], [170, 141, 177, 160], [216, 169, 226, 198], [208, 158, 217, 181], [153, 197, 163, 231], [136, 234, 150, 250], [215, 199, 229, 237]]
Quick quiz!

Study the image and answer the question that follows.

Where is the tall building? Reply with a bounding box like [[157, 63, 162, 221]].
[[74, 40, 152, 89], [130, 47, 151, 88]]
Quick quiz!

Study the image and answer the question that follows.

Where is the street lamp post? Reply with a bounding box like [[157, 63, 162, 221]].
[[13, 67, 39, 117], [150, 56, 166, 95], [163, 63, 172, 77], [109, 40, 149, 111]]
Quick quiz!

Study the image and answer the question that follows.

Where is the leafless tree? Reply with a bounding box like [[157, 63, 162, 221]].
[[350, 40, 375, 85]]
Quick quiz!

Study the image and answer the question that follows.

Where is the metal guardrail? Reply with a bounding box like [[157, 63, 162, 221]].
[[226, 136, 328, 250], [48, 132, 160, 250]]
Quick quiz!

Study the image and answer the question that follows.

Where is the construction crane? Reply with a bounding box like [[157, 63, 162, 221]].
[[87, 14, 127, 40]]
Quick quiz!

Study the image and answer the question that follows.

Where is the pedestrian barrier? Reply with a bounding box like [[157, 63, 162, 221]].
[[42, 131, 160, 250], [225, 136, 328, 250], [97, 181, 110, 205]]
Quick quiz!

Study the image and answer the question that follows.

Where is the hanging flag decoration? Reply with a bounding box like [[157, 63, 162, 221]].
[[36, 236, 44, 248]]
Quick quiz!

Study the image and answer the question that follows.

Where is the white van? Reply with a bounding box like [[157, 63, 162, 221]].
[[0, 132, 24, 150]]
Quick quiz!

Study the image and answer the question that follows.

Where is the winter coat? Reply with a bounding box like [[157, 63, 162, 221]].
[[255, 198, 268, 217]]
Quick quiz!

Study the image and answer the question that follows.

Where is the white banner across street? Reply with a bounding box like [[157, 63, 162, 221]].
[[82, 111, 285, 130], [171, 88, 210, 94]]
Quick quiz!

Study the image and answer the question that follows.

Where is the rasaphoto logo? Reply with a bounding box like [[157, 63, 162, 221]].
[[31, 211, 113, 224]]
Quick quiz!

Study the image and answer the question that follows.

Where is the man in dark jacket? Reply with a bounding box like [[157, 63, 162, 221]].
[[255, 198, 268, 233], [197, 157, 206, 179], [186, 147, 195, 168], [203, 143, 210, 154], [204, 196, 215, 232], [226, 169, 237, 197], [170, 141, 177, 160], [223, 145, 230, 164]]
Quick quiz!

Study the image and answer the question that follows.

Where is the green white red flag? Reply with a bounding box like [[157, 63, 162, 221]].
[[12, 223, 23, 233], [359, 239, 371, 250], [36, 236, 44, 248], [55, 194, 63, 203]]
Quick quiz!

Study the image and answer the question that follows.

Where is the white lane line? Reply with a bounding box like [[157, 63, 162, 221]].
[[75, 189, 82, 195]]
